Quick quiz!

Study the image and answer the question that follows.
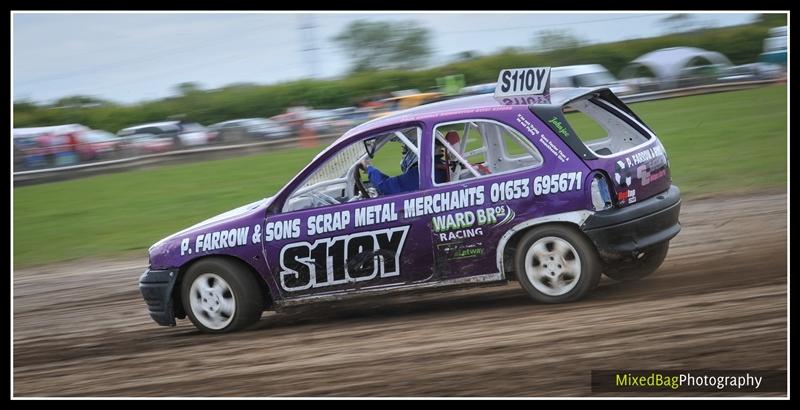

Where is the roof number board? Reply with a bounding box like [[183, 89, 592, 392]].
[[495, 67, 551, 97]]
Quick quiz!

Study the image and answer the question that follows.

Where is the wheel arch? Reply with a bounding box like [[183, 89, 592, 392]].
[[496, 210, 595, 280], [172, 254, 273, 319]]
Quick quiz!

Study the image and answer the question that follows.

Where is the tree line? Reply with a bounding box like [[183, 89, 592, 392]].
[[14, 15, 784, 133]]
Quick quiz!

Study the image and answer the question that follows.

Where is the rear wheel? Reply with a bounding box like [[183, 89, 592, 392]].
[[181, 258, 265, 333], [514, 225, 601, 303], [603, 242, 670, 281]]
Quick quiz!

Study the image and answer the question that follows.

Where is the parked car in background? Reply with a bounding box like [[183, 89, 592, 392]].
[[751, 62, 785, 81], [551, 64, 634, 96], [13, 124, 101, 169], [36, 133, 79, 167], [675, 64, 729, 88], [618, 77, 660, 94], [119, 133, 175, 155], [210, 119, 255, 141], [759, 26, 787, 66], [13, 124, 90, 140], [76, 130, 122, 161], [13, 135, 47, 170], [244, 119, 293, 140], [179, 121, 219, 145], [118, 121, 216, 148], [119, 121, 181, 147], [717, 63, 785, 83], [331, 107, 373, 128], [304, 109, 353, 134]]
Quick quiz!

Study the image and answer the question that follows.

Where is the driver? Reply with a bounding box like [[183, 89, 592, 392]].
[[360, 140, 448, 195]]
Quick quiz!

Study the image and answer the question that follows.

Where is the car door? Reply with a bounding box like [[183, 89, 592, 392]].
[[423, 116, 587, 281], [261, 127, 437, 300]]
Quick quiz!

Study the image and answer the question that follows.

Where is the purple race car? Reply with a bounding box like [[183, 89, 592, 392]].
[[140, 68, 681, 333]]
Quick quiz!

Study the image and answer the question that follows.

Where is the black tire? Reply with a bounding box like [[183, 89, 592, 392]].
[[603, 242, 670, 282], [514, 225, 601, 303], [181, 258, 265, 333]]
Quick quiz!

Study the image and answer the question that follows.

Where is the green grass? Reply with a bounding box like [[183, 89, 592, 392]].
[[13, 85, 787, 268], [616, 85, 786, 196]]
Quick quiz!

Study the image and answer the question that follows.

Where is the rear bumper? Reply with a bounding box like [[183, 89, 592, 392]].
[[581, 185, 681, 260], [138, 268, 179, 326]]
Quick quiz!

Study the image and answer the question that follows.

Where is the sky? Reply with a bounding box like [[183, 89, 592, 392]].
[[12, 12, 759, 105]]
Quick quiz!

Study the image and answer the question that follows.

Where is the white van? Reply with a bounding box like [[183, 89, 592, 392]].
[[550, 64, 633, 95], [759, 26, 787, 66]]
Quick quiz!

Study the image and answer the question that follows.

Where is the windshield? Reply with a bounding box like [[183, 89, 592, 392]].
[[300, 142, 364, 190], [283, 126, 419, 212]]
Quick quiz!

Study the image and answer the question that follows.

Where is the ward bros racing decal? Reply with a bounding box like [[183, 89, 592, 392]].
[[432, 205, 516, 242]]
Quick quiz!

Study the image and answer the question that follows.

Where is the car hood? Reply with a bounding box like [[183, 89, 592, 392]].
[[150, 196, 274, 252]]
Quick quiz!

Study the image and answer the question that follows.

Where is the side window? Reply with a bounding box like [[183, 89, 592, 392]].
[[368, 127, 420, 178], [431, 120, 544, 185]]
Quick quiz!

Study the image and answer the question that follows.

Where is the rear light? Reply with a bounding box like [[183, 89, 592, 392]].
[[590, 174, 613, 211]]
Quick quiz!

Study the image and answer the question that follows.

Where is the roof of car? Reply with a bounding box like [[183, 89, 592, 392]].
[[215, 118, 265, 125], [13, 123, 90, 138], [339, 86, 605, 142], [120, 121, 181, 132], [551, 64, 608, 74]]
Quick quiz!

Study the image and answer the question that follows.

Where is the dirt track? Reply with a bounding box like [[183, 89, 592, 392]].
[[13, 192, 788, 397]]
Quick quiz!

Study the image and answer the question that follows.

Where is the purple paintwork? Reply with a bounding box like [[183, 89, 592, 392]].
[[147, 87, 673, 305]]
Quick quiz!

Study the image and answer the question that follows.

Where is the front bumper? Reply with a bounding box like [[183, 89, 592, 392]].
[[139, 268, 179, 326], [581, 185, 681, 260]]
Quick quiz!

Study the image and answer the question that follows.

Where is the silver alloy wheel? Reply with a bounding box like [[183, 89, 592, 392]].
[[189, 273, 236, 330], [524, 236, 582, 296]]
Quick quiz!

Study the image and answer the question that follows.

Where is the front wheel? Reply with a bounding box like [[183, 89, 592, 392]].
[[514, 225, 601, 303], [603, 242, 670, 281], [181, 258, 265, 333]]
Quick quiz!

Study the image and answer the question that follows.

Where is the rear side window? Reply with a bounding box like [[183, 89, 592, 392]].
[[432, 120, 543, 185], [563, 96, 651, 156]]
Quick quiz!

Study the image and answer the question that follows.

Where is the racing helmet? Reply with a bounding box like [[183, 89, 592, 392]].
[[400, 144, 418, 173]]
